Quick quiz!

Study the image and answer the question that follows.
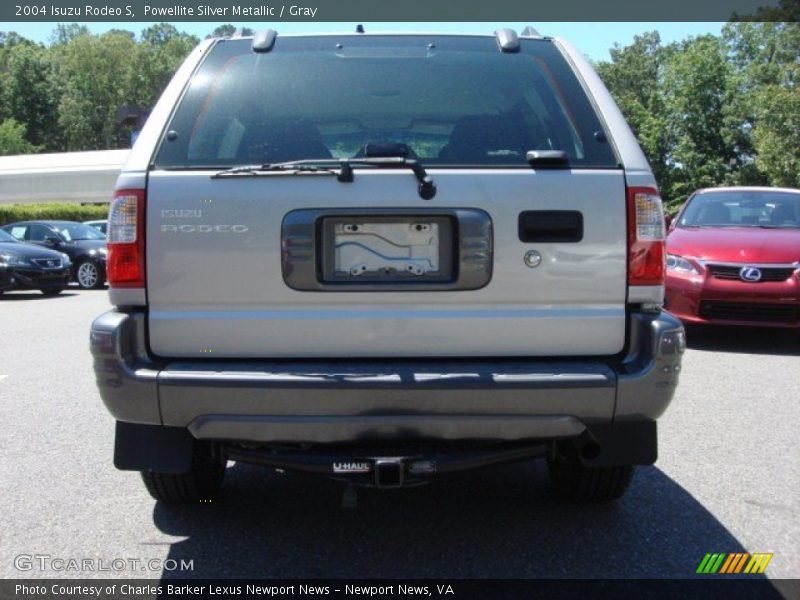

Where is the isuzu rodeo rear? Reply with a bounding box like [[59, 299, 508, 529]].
[[91, 27, 684, 504]]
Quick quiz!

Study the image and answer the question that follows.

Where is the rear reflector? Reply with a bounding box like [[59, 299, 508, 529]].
[[107, 189, 145, 288], [627, 187, 665, 286]]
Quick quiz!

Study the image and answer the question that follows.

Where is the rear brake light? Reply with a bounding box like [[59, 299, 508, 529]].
[[627, 186, 665, 286], [107, 188, 145, 288]]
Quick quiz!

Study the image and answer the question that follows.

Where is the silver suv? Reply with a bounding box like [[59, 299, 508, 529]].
[[91, 28, 684, 504]]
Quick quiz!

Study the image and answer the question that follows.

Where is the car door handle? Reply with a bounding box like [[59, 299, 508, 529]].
[[518, 211, 583, 243]]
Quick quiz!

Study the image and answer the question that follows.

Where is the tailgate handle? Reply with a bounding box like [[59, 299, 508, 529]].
[[518, 211, 583, 243]]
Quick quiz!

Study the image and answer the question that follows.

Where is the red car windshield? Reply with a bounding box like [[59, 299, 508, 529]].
[[679, 191, 800, 229]]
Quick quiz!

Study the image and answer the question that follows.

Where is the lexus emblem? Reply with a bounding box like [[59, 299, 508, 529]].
[[739, 266, 762, 282]]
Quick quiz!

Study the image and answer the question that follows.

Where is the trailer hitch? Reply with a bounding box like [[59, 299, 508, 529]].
[[226, 442, 546, 489]]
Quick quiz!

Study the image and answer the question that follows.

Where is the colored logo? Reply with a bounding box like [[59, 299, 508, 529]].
[[696, 553, 773, 574]]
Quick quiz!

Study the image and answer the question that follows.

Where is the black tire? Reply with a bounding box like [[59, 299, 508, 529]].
[[548, 446, 635, 502], [40, 287, 64, 296], [140, 442, 225, 504]]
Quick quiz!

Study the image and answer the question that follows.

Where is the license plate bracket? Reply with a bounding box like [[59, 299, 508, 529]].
[[320, 215, 455, 284]]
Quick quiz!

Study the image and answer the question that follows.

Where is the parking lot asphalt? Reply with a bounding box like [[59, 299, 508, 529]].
[[0, 287, 798, 583]]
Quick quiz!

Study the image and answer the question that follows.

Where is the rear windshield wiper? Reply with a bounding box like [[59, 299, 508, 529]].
[[211, 161, 339, 178], [338, 157, 436, 200], [213, 156, 437, 200], [335, 142, 435, 199]]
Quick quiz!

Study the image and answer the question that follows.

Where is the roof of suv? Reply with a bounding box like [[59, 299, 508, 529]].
[[218, 28, 548, 41]]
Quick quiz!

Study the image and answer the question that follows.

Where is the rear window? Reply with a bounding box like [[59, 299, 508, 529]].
[[154, 36, 618, 169]]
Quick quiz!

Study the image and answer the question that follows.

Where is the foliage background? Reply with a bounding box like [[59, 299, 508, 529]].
[[0, 203, 108, 226], [0, 21, 798, 212], [596, 20, 799, 210]]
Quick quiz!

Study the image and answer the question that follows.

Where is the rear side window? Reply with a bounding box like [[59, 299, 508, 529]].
[[155, 36, 617, 169], [6, 226, 27, 240]]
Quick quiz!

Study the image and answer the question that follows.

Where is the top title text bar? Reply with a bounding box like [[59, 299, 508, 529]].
[[1, 0, 793, 23]]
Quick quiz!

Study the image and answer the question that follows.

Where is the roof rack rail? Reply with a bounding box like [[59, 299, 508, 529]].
[[520, 26, 541, 37], [494, 29, 520, 53], [252, 29, 277, 53]]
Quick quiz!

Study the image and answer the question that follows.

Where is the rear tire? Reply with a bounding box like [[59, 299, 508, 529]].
[[140, 442, 225, 504], [548, 445, 635, 502]]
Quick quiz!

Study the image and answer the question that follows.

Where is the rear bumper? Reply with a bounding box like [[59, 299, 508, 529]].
[[90, 309, 684, 456]]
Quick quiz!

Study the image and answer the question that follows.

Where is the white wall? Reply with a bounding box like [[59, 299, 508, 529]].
[[0, 149, 128, 205]]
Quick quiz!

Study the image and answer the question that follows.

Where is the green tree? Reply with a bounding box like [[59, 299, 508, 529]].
[[132, 25, 199, 105], [3, 42, 61, 149], [595, 32, 679, 204], [49, 23, 89, 46], [53, 26, 199, 150], [141, 23, 181, 46], [0, 31, 36, 121], [56, 31, 140, 150], [662, 35, 738, 203], [722, 21, 800, 186], [751, 77, 800, 187], [596, 23, 799, 210], [208, 24, 253, 38], [0, 119, 39, 155], [107, 29, 136, 41], [0, 31, 34, 48], [209, 24, 236, 38]]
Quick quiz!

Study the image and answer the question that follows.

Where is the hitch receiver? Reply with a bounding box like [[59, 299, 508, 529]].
[[374, 458, 405, 488]]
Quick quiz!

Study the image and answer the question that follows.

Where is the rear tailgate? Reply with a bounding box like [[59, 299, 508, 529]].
[[146, 168, 627, 358], [141, 33, 632, 358]]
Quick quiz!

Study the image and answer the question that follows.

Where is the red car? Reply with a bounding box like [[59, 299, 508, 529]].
[[665, 187, 800, 328]]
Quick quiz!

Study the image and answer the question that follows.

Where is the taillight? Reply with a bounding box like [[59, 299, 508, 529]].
[[627, 186, 665, 286], [107, 188, 145, 288]]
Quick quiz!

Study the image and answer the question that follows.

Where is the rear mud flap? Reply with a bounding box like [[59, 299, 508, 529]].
[[580, 420, 657, 467], [114, 421, 194, 473]]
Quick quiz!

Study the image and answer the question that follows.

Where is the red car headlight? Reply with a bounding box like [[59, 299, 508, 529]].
[[666, 254, 700, 275]]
